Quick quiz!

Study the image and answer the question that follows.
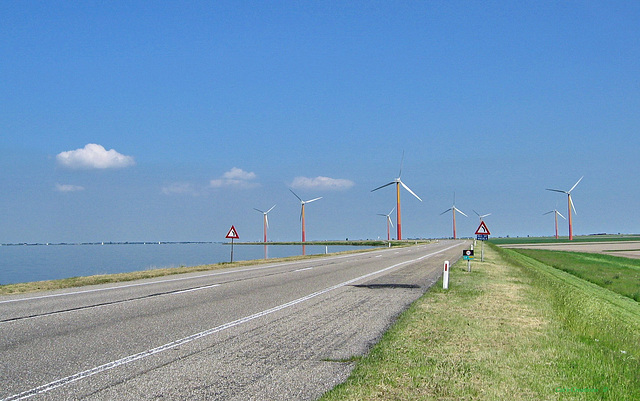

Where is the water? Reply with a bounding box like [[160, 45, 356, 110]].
[[0, 243, 374, 285]]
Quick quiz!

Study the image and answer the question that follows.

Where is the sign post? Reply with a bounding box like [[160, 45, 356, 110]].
[[463, 249, 474, 272], [475, 221, 491, 262], [226, 225, 239, 262], [443, 260, 450, 289]]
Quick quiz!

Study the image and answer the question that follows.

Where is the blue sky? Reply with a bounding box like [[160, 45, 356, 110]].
[[1, 1, 639, 243]]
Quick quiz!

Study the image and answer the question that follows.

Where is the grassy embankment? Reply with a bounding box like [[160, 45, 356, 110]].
[[511, 249, 640, 302], [321, 243, 640, 400], [489, 234, 640, 245]]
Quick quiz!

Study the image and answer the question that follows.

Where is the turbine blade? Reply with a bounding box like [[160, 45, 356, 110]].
[[398, 150, 405, 178], [546, 188, 568, 194], [254, 208, 264, 213], [440, 208, 453, 215], [289, 189, 302, 202], [377, 213, 388, 217], [473, 209, 480, 217], [570, 196, 577, 214], [266, 204, 276, 213], [389, 217, 394, 227], [456, 208, 468, 217], [557, 211, 566, 220], [306, 197, 322, 203], [371, 181, 395, 192], [569, 176, 584, 193], [389, 207, 395, 215], [400, 180, 423, 201], [543, 210, 554, 215], [265, 214, 269, 228]]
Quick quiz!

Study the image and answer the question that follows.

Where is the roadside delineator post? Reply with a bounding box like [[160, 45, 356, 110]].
[[443, 260, 450, 289]]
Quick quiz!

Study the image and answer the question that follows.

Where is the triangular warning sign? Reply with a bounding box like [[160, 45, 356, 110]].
[[226, 225, 239, 239], [475, 221, 491, 235]]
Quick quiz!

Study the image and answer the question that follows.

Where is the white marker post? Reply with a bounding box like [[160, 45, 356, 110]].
[[443, 260, 450, 289]]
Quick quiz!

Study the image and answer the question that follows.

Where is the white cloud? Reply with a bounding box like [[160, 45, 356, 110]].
[[290, 176, 355, 190], [56, 144, 135, 169], [55, 183, 85, 192], [161, 182, 198, 196], [210, 167, 259, 189]]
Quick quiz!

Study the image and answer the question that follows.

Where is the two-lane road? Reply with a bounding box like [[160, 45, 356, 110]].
[[1, 240, 467, 400]]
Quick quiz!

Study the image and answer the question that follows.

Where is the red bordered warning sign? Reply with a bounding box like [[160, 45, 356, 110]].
[[475, 221, 491, 236], [226, 225, 239, 239]]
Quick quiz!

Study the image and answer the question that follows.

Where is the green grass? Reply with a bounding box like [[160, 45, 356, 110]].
[[511, 249, 640, 302], [489, 235, 640, 245], [320, 244, 640, 400]]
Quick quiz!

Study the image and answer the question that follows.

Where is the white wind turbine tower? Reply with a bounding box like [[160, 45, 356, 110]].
[[377, 207, 395, 241], [371, 152, 422, 240], [440, 193, 467, 239], [546, 176, 583, 241], [254, 205, 276, 243], [290, 190, 322, 242], [543, 208, 566, 239]]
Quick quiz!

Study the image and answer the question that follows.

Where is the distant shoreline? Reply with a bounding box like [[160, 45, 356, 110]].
[[0, 241, 216, 247], [0, 240, 432, 247]]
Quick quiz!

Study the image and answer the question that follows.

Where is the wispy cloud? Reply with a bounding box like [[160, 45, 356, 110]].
[[210, 167, 259, 189], [161, 182, 199, 196], [56, 144, 135, 169], [55, 183, 85, 192], [290, 176, 355, 190]]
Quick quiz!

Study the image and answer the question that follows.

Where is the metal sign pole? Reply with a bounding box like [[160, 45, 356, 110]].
[[230, 237, 234, 263]]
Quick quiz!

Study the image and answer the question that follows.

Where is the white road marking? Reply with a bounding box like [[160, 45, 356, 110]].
[[1, 243, 462, 401], [171, 284, 220, 295], [294, 267, 313, 272]]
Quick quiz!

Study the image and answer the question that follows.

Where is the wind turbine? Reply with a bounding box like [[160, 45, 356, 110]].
[[371, 152, 422, 240], [543, 208, 566, 239], [290, 190, 322, 242], [473, 210, 491, 222], [440, 193, 467, 239], [546, 176, 583, 241], [377, 207, 395, 241], [254, 205, 276, 243]]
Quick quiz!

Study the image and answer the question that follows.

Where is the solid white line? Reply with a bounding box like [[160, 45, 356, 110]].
[[294, 267, 313, 272], [1, 243, 462, 401]]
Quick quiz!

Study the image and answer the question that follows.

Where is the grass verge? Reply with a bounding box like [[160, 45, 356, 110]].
[[320, 243, 640, 400]]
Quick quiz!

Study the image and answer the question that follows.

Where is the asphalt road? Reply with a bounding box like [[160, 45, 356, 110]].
[[0, 240, 467, 400]]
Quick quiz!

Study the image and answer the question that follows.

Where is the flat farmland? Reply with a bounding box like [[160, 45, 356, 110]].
[[501, 240, 640, 259]]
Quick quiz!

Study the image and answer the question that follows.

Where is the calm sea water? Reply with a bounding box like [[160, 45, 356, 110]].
[[0, 243, 373, 285]]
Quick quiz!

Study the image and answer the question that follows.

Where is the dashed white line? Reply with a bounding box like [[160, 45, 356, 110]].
[[171, 284, 220, 295]]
